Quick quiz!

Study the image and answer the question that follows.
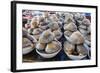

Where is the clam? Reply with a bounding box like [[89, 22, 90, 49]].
[[31, 17, 39, 29], [74, 13, 85, 21], [45, 41, 61, 54], [79, 25, 87, 30], [48, 22, 59, 31], [69, 31, 84, 44], [32, 28, 43, 35], [22, 28, 28, 37], [64, 41, 75, 55], [22, 37, 35, 55], [22, 38, 32, 48], [77, 45, 88, 56], [36, 43, 46, 50], [39, 30, 54, 43], [64, 13, 75, 24], [79, 28, 88, 35], [64, 22, 77, 32], [31, 28, 43, 40], [53, 29, 62, 40], [44, 11, 50, 18], [82, 18, 91, 26], [50, 14, 59, 22], [64, 30, 73, 37]]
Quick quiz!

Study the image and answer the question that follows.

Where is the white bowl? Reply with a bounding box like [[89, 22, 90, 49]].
[[64, 44, 89, 60], [22, 46, 34, 55]]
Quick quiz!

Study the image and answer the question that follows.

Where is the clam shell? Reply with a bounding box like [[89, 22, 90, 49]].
[[79, 28, 88, 36], [74, 13, 84, 21], [48, 22, 59, 31], [64, 13, 75, 24], [22, 28, 28, 37], [77, 45, 88, 56], [64, 22, 77, 32], [53, 29, 62, 40], [36, 43, 46, 50], [22, 38, 32, 48], [22, 37, 35, 55], [76, 20, 82, 25], [31, 17, 39, 28], [85, 40, 91, 46], [84, 34, 91, 42], [32, 28, 43, 35], [39, 30, 54, 43], [45, 41, 61, 54], [22, 46, 33, 55], [33, 34, 41, 41], [64, 41, 75, 55], [79, 25, 87, 30], [58, 21, 63, 28], [49, 14, 59, 22], [64, 30, 73, 37], [82, 18, 91, 26], [69, 31, 84, 44]]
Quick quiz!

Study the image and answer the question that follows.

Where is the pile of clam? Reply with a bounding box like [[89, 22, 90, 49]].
[[22, 11, 91, 59]]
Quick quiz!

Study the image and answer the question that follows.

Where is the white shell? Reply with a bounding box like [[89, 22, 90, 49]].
[[39, 30, 54, 43], [22, 38, 34, 55], [33, 34, 41, 40], [82, 18, 91, 26], [32, 28, 43, 35], [69, 31, 84, 44], [31, 17, 39, 28], [64, 30, 73, 37], [53, 29, 62, 40], [79, 28, 88, 35], [48, 22, 59, 31], [45, 41, 61, 53], [79, 25, 87, 30], [74, 13, 85, 21], [77, 45, 88, 55], [23, 46, 33, 55], [64, 41, 75, 55], [36, 43, 46, 50], [64, 13, 75, 24], [64, 22, 77, 32]]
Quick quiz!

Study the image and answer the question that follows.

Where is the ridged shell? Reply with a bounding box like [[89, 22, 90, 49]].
[[53, 29, 62, 40], [39, 30, 54, 43], [77, 45, 88, 55], [64, 22, 77, 32], [64, 41, 75, 55], [69, 31, 84, 44], [45, 41, 61, 53], [36, 43, 46, 50]]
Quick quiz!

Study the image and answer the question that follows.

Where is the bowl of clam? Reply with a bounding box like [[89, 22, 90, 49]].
[[63, 13, 91, 60], [22, 28, 37, 55], [36, 29, 62, 58]]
